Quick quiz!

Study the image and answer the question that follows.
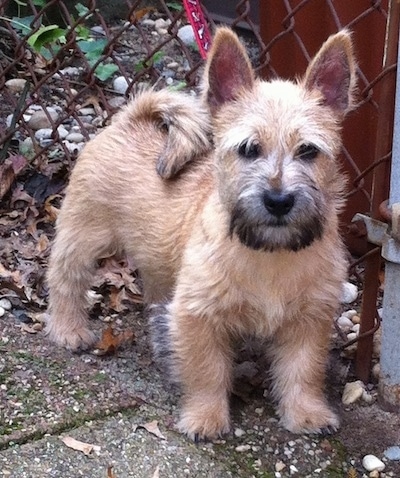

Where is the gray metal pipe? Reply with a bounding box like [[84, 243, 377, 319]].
[[379, 23, 400, 409]]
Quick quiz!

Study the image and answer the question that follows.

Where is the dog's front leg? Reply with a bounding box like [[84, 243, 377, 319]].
[[169, 302, 233, 441], [269, 314, 339, 434]]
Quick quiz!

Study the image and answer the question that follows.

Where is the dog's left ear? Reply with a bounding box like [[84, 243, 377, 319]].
[[204, 27, 255, 113], [304, 30, 356, 114]]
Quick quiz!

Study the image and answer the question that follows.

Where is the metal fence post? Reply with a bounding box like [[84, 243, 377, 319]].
[[379, 23, 400, 410]]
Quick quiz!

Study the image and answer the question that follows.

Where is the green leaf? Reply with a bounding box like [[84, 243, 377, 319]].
[[93, 62, 119, 81], [168, 81, 187, 91], [40, 44, 62, 60], [75, 24, 90, 41], [27, 25, 66, 51], [33, 0, 47, 6], [134, 51, 165, 72], [75, 2, 90, 16], [166, 2, 183, 11], [78, 38, 107, 61], [10, 16, 36, 35]]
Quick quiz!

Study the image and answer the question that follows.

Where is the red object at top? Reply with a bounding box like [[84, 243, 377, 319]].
[[182, 0, 212, 59]]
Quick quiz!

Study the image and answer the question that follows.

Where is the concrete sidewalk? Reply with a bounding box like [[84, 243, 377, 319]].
[[1, 310, 400, 478]]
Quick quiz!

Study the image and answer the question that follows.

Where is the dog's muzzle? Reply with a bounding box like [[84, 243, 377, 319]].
[[229, 188, 326, 252]]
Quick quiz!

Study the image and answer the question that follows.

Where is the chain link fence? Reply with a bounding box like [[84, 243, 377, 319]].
[[0, 0, 398, 380]]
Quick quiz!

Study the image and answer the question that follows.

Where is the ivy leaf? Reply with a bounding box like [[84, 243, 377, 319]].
[[75, 24, 91, 41], [94, 63, 119, 82], [78, 38, 107, 60], [27, 25, 66, 51], [75, 2, 91, 17], [11, 16, 35, 35], [166, 2, 183, 11]]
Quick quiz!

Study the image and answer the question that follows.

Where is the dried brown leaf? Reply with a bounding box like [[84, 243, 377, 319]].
[[36, 233, 50, 254], [19, 322, 43, 334], [347, 467, 358, 478], [93, 326, 135, 356], [130, 7, 156, 21], [109, 287, 129, 312], [60, 436, 101, 455], [44, 195, 61, 223], [0, 155, 28, 199], [133, 420, 166, 440], [107, 466, 116, 478], [81, 95, 103, 116]]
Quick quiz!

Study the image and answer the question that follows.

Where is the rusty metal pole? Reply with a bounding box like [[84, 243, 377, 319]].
[[379, 21, 400, 410], [355, 0, 400, 383]]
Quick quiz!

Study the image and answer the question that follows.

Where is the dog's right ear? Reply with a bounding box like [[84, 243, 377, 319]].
[[204, 27, 255, 113]]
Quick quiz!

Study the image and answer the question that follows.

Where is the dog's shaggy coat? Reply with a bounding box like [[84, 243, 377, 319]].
[[47, 27, 356, 440]]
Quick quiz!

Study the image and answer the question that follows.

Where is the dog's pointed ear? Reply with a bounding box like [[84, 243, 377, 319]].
[[304, 30, 356, 114], [204, 27, 254, 113]]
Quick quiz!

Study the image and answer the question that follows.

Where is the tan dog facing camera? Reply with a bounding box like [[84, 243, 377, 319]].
[[47, 27, 356, 440]]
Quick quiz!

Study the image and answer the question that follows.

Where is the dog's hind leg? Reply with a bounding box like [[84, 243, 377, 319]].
[[46, 207, 112, 350]]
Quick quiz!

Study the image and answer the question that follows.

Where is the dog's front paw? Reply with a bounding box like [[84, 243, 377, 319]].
[[45, 316, 98, 351], [178, 399, 231, 441], [279, 400, 339, 435]]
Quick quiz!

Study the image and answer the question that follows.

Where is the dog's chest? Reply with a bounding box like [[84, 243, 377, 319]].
[[216, 248, 316, 335]]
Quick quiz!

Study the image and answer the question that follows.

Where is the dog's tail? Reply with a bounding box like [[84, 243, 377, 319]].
[[121, 89, 212, 179]]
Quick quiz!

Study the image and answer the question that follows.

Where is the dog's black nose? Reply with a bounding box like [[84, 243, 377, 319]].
[[263, 190, 295, 217]]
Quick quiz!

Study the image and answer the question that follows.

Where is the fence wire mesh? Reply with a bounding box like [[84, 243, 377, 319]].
[[0, 0, 397, 379]]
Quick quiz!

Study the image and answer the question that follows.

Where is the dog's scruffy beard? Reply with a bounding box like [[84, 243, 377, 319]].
[[229, 190, 327, 252]]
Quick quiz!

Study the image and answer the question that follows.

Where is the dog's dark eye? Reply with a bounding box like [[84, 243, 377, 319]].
[[160, 121, 169, 133], [238, 141, 261, 160], [296, 143, 320, 161]]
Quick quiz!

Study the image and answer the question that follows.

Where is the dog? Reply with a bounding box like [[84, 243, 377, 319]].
[[47, 27, 356, 441]]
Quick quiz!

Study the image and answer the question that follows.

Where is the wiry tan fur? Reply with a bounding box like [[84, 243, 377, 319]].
[[47, 28, 356, 440]]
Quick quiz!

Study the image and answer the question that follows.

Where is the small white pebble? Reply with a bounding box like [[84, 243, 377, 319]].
[[342, 380, 365, 405], [372, 363, 380, 380], [275, 461, 286, 472], [0, 307, 5, 317], [361, 390, 374, 404], [351, 323, 360, 334], [234, 428, 246, 437], [369, 470, 380, 477], [289, 464, 299, 474], [235, 444, 251, 452], [0, 299, 12, 311], [113, 76, 132, 95], [341, 282, 358, 304], [343, 309, 358, 319], [337, 315, 354, 331], [347, 332, 357, 341], [362, 454, 385, 472]]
